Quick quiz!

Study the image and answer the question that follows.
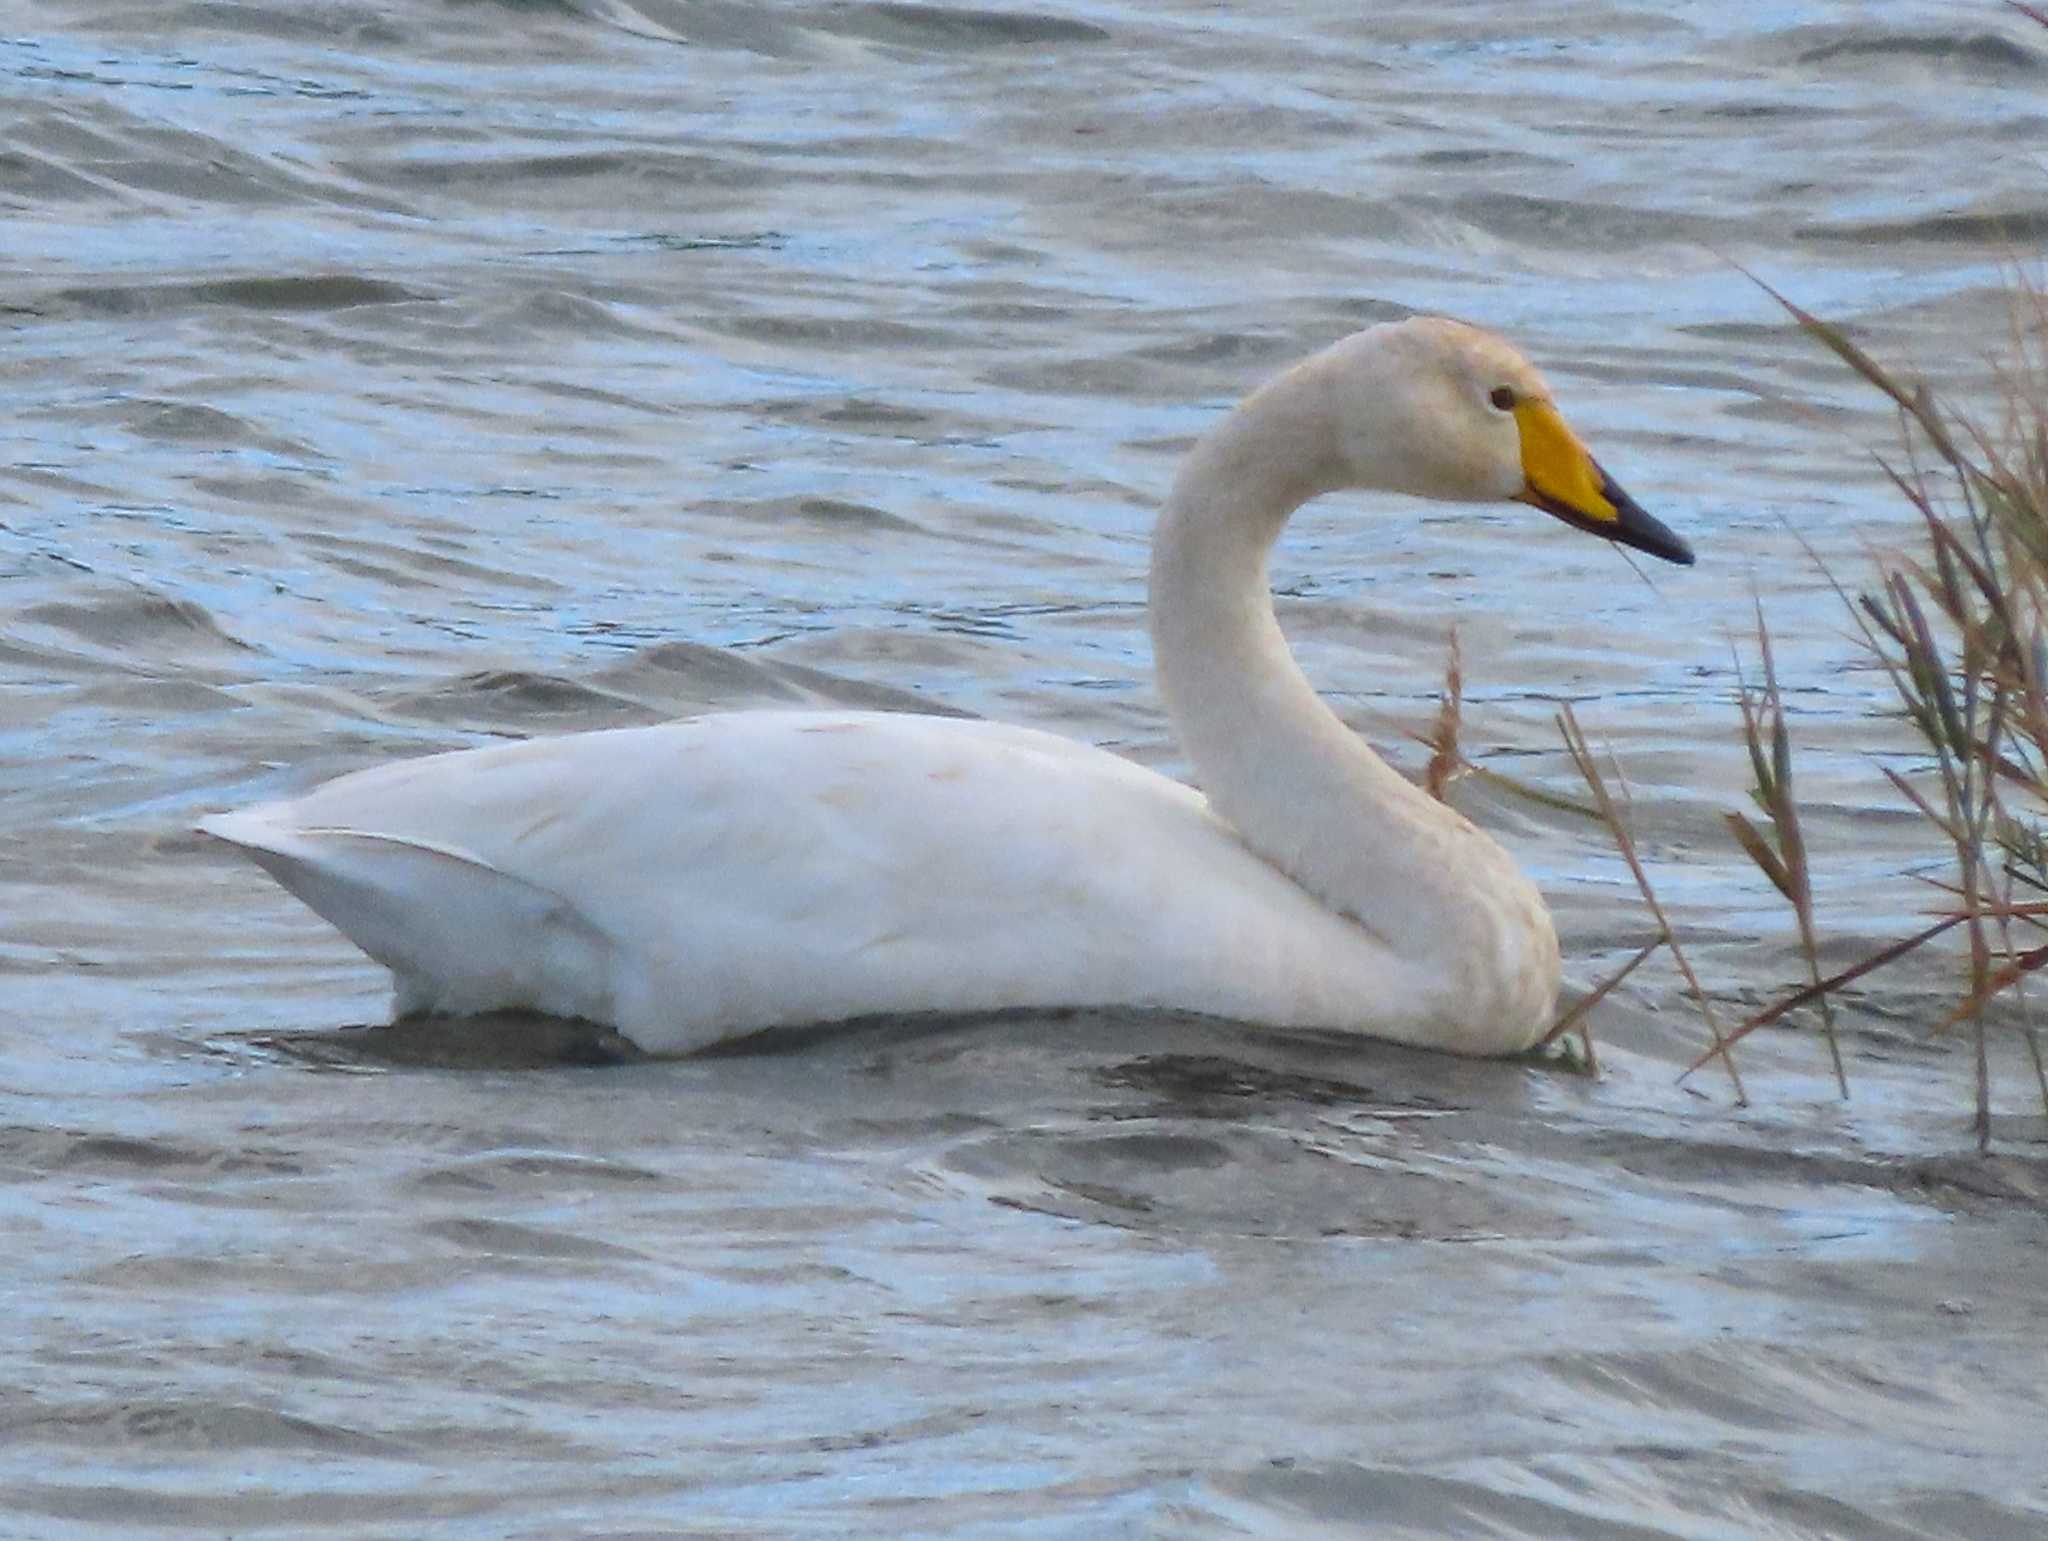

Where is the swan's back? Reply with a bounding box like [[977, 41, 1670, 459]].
[[203, 709, 1458, 1052]]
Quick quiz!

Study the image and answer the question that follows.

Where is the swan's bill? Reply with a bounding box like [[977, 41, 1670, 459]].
[[1511, 398, 1695, 567]]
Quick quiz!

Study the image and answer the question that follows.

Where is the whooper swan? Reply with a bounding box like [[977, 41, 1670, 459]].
[[201, 318, 1694, 1056]]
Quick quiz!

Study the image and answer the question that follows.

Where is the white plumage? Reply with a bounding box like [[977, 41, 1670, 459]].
[[203, 317, 1693, 1056]]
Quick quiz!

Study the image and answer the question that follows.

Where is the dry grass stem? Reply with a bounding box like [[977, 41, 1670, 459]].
[[1683, 914, 1968, 1077], [1557, 702, 1747, 1102], [1422, 628, 1464, 804], [1727, 599, 1847, 1095], [1739, 259, 2048, 1147], [1464, 764, 1600, 821], [1538, 938, 1660, 1071]]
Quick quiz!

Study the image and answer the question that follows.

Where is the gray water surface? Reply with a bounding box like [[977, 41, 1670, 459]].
[[5, 2, 2047, 1535]]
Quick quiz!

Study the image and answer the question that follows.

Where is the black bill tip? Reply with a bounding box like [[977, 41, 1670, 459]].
[[1602, 466, 1693, 566], [1526, 463, 1694, 566]]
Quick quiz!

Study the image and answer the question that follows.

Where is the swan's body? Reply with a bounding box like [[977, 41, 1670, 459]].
[[203, 318, 1692, 1056], [203, 710, 1533, 1053]]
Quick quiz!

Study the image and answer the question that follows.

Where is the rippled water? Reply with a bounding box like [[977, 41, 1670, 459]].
[[6, 2, 2048, 1535]]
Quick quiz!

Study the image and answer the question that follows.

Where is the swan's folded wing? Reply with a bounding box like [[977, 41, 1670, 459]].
[[199, 709, 1410, 1048], [195, 711, 1186, 1030]]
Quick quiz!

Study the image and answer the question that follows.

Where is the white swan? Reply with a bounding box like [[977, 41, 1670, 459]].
[[201, 318, 1693, 1057]]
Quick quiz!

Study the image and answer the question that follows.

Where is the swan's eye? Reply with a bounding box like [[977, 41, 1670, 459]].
[[1489, 386, 1518, 412]]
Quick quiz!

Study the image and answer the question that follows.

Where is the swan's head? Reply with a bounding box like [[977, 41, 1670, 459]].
[[1328, 317, 1694, 565]]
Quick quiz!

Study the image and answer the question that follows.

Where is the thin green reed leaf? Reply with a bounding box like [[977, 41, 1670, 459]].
[[1859, 591, 1909, 649], [1739, 689, 1775, 803], [1984, 679, 2012, 815], [1770, 700, 1794, 813], [1726, 811, 1796, 902], [1754, 592, 1781, 683], [1928, 502, 1972, 626], [1463, 762, 1600, 821], [1730, 636, 1776, 803], [1895, 577, 1969, 762], [1924, 502, 2016, 629], [1881, 765, 1960, 843], [1778, 783, 1811, 904], [1538, 938, 1660, 1056], [1681, 914, 1968, 1078], [1851, 581, 1941, 754]]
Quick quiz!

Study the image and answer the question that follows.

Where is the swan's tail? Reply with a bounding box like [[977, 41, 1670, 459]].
[[199, 803, 617, 1022]]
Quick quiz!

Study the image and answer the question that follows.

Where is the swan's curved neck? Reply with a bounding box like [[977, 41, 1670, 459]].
[[1148, 349, 1552, 1015]]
